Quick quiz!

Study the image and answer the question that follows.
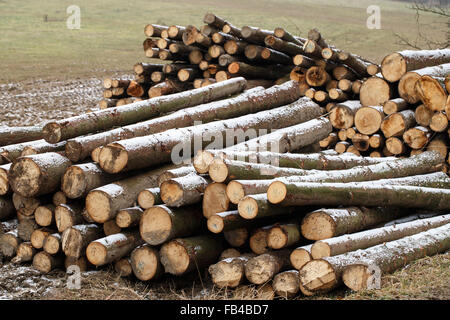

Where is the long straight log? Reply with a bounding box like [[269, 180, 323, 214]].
[[139, 204, 204, 245], [8, 153, 72, 198], [160, 235, 224, 275], [228, 62, 292, 80], [264, 35, 305, 56], [63, 83, 286, 162], [98, 93, 323, 174], [0, 126, 43, 147], [342, 223, 450, 291], [42, 78, 247, 144], [86, 230, 144, 266], [311, 214, 450, 259], [381, 49, 450, 82], [86, 164, 174, 223]]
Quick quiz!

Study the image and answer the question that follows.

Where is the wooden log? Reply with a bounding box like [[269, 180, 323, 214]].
[[0, 196, 14, 221], [8, 153, 72, 198], [160, 235, 224, 275], [385, 137, 406, 155], [415, 75, 448, 111], [98, 94, 324, 174], [244, 249, 291, 284], [380, 110, 416, 138], [398, 63, 450, 104], [426, 133, 449, 158], [137, 188, 161, 210], [33, 251, 64, 273], [290, 244, 313, 270], [273, 270, 300, 299], [144, 24, 168, 37], [0, 229, 21, 258], [86, 230, 144, 266], [208, 253, 256, 288], [328, 89, 348, 102], [311, 213, 450, 260], [383, 98, 408, 115], [369, 134, 384, 149], [103, 220, 121, 236], [337, 52, 371, 78], [333, 66, 357, 81], [140, 204, 203, 245], [224, 40, 247, 55], [305, 67, 331, 87], [160, 173, 210, 207], [0, 126, 43, 147], [61, 224, 103, 259], [224, 228, 248, 247], [43, 233, 61, 255], [0, 163, 11, 196], [114, 258, 133, 277], [381, 49, 450, 82], [274, 27, 304, 46], [359, 76, 394, 107], [430, 112, 449, 132], [202, 182, 232, 219], [52, 191, 67, 207], [86, 165, 173, 223], [44, 78, 247, 144], [11, 241, 36, 263], [354, 105, 385, 135], [115, 206, 144, 229], [130, 244, 163, 281], [55, 203, 84, 233], [267, 223, 301, 250], [30, 227, 54, 249], [264, 35, 305, 56], [403, 126, 431, 149], [342, 223, 450, 291], [64, 79, 256, 163], [351, 133, 370, 151], [64, 256, 89, 272], [157, 166, 196, 186], [228, 62, 292, 80], [329, 101, 362, 129], [337, 79, 353, 93]]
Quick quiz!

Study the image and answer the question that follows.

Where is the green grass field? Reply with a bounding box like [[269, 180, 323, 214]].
[[0, 0, 447, 82]]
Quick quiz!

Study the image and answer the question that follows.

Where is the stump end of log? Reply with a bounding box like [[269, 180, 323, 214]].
[[160, 240, 190, 275], [99, 145, 128, 174], [85, 190, 111, 223], [290, 247, 312, 270], [267, 181, 287, 204], [299, 259, 338, 293], [42, 122, 62, 144], [140, 206, 172, 245], [61, 166, 86, 199]]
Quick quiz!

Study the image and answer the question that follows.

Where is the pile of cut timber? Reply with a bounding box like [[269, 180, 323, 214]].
[[0, 13, 449, 299]]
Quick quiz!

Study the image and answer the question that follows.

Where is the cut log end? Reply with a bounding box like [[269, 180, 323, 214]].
[[42, 122, 62, 144], [310, 241, 331, 259], [301, 211, 335, 240], [9, 158, 41, 197], [35, 206, 54, 227], [381, 52, 406, 82], [299, 259, 337, 293], [207, 215, 224, 234], [99, 145, 128, 174], [131, 246, 161, 281], [160, 240, 190, 275], [273, 270, 300, 299], [86, 190, 111, 223], [342, 264, 371, 291], [226, 180, 245, 204], [267, 226, 288, 249], [193, 150, 215, 174], [86, 241, 107, 266], [61, 166, 86, 199], [140, 206, 172, 245], [267, 181, 287, 204], [209, 259, 246, 288], [290, 248, 312, 270], [203, 183, 230, 218], [43, 234, 60, 255], [209, 158, 228, 183], [237, 196, 259, 219]]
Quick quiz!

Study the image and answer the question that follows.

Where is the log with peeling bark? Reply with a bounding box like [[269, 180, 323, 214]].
[[160, 173, 211, 207], [43, 78, 247, 144], [86, 230, 144, 266], [208, 253, 256, 288], [244, 249, 291, 285], [64, 82, 295, 163], [86, 164, 174, 223], [97, 95, 324, 174], [61, 224, 103, 259], [342, 223, 450, 291], [115, 206, 144, 228], [381, 49, 450, 83], [130, 244, 163, 281], [311, 214, 450, 260], [0, 126, 43, 147], [11, 242, 36, 264], [43, 233, 61, 255], [160, 235, 224, 275], [8, 153, 72, 198], [140, 204, 203, 245], [415, 75, 448, 111], [273, 270, 300, 299]]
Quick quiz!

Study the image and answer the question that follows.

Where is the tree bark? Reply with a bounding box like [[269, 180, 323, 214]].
[[103, 219, 121, 236], [61, 224, 103, 258], [224, 228, 248, 247], [86, 229, 144, 266], [43, 77, 247, 144], [381, 49, 450, 82], [228, 62, 292, 80], [265, 35, 305, 56], [160, 235, 224, 275], [0, 126, 43, 147], [139, 204, 204, 245], [8, 153, 72, 198]]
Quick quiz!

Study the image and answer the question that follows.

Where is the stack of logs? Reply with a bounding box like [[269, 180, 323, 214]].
[[1, 13, 450, 299]]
